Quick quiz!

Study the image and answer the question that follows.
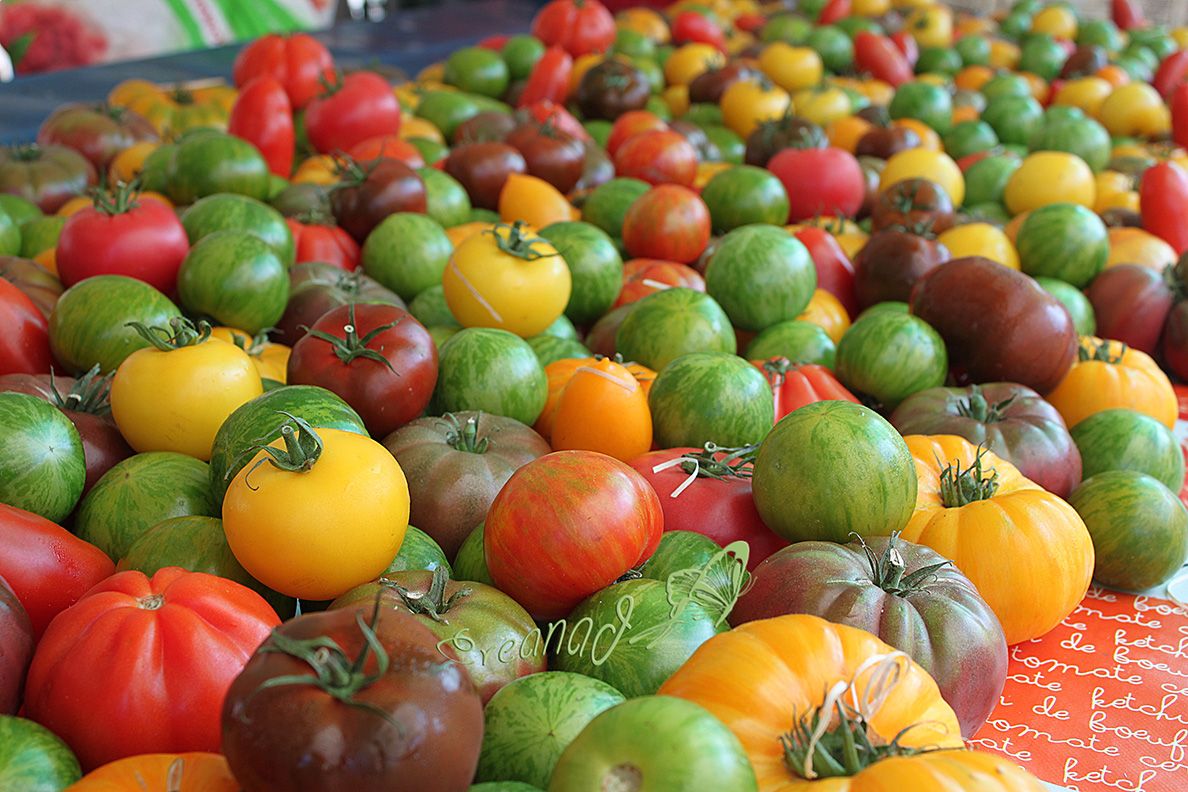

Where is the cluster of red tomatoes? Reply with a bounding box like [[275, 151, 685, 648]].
[[1, 0, 1187, 789]]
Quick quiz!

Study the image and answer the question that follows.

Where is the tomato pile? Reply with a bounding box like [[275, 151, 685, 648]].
[[2, 0, 1188, 789]]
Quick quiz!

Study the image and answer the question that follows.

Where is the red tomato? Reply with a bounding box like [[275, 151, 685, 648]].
[[890, 31, 919, 69], [752, 358, 858, 422], [485, 450, 663, 620], [347, 134, 426, 169], [228, 76, 295, 178], [622, 185, 711, 263], [613, 129, 698, 187], [1112, 0, 1147, 30], [1141, 161, 1188, 255], [735, 12, 767, 33], [305, 71, 402, 155], [531, 0, 616, 57], [606, 111, 668, 157], [615, 258, 706, 307], [287, 303, 438, 437], [0, 279, 52, 375], [793, 226, 858, 317], [671, 11, 726, 51], [854, 32, 913, 87], [519, 47, 574, 107], [55, 187, 189, 294], [1155, 51, 1188, 100], [1173, 83, 1188, 150], [818, 0, 851, 25], [24, 567, 279, 770], [628, 447, 788, 569], [768, 147, 866, 221], [520, 100, 592, 143], [232, 33, 336, 110], [286, 217, 360, 271], [479, 35, 510, 50]]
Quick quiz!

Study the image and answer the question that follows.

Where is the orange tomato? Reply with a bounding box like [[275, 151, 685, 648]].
[[1106, 227, 1177, 270], [536, 356, 655, 441], [498, 173, 578, 228], [1096, 64, 1131, 87], [951, 105, 979, 124], [954, 65, 993, 92], [444, 221, 493, 248], [1047, 337, 1177, 429], [68, 752, 239, 791], [292, 155, 338, 185], [617, 7, 670, 42], [797, 288, 850, 344], [1018, 71, 1050, 104], [891, 118, 941, 151], [107, 141, 158, 184], [34, 247, 57, 275], [56, 196, 93, 217], [550, 357, 652, 460], [826, 115, 873, 153]]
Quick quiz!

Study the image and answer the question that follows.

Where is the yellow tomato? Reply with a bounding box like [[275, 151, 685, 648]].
[[834, 231, 868, 260], [720, 79, 792, 139], [223, 424, 409, 600], [759, 43, 822, 93], [1099, 83, 1172, 137], [827, 115, 874, 153], [209, 326, 291, 383], [1004, 152, 1096, 214], [56, 196, 93, 217], [1093, 170, 1133, 212], [955, 16, 995, 37], [108, 141, 158, 184], [1054, 77, 1113, 118], [904, 5, 953, 49], [443, 221, 571, 337], [1031, 4, 1077, 40], [891, 118, 941, 151], [859, 78, 895, 106], [110, 324, 263, 460], [499, 173, 578, 229], [1173, 26, 1188, 50], [880, 148, 965, 206], [938, 223, 1020, 270], [989, 39, 1020, 70], [618, 7, 671, 42], [797, 288, 850, 344], [398, 116, 445, 144], [791, 86, 850, 127], [663, 83, 691, 117], [292, 155, 338, 186], [852, 0, 889, 14], [1106, 227, 1176, 270], [108, 78, 159, 108], [1097, 189, 1139, 214], [418, 63, 445, 83], [663, 43, 726, 86], [725, 30, 757, 56]]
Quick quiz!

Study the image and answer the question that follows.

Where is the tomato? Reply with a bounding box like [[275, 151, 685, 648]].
[[615, 258, 704, 308], [223, 416, 411, 600], [443, 221, 571, 337], [720, 79, 792, 140], [140, 131, 271, 205], [621, 185, 711, 264], [434, 328, 548, 425], [648, 351, 773, 448], [604, 111, 666, 157], [36, 103, 157, 172], [879, 147, 965, 206], [485, 450, 662, 620], [1140, 161, 1188, 255], [330, 157, 427, 243], [756, 357, 858, 420], [0, 144, 96, 214], [499, 172, 578, 229], [232, 33, 336, 110], [287, 303, 438, 437], [790, 226, 858, 317], [0, 504, 113, 640], [55, 185, 188, 295], [504, 120, 586, 194], [520, 47, 574, 107], [305, 72, 402, 155], [538, 220, 624, 325], [0, 390, 87, 523], [118, 84, 233, 137], [768, 147, 865, 221], [853, 228, 949, 308], [227, 76, 294, 178], [285, 216, 359, 271], [1099, 82, 1170, 138], [871, 177, 955, 233], [0, 716, 81, 790], [0, 576, 32, 714], [836, 310, 948, 410], [0, 278, 51, 376], [613, 129, 698, 187], [69, 753, 238, 792], [24, 568, 278, 770], [531, 0, 616, 57], [110, 319, 262, 460], [222, 606, 482, 792], [445, 142, 527, 211], [550, 357, 652, 460], [854, 31, 913, 86], [937, 222, 1019, 270], [671, 10, 726, 50], [1048, 336, 1177, 430]]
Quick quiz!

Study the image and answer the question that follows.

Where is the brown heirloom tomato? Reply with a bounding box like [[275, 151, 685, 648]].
[[853, 228, 949, 308], [576, 60, 651, 121], [0, 144, 97, 213], [330, 158, 427, 243], [221, 605, 483, 792], [445, 142, 527, 210], [0, 574, 33, 714], [910, 256, 1077, 393], [505, 120, 586, 194], [870, 177, 955, 233], [273, 262, 404, 346], [36, 104, 158, 171], [1086, 264, 1173, 355]]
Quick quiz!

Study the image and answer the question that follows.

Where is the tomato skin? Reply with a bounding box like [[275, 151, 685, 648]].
[[0, 144, 97, 214], [768, 147, 865, 221], [485, 450, 664, 620], [613, 129, 698, 187], [629, 448, 788, 569], [1154, 51, 1188, 100], [752, 358, 858, 421], [330, 158, 427, 243], [24, 568, 279, 770], [1140, 161, 1188, 255], [622, 185, 711, 264], [605, 111, 668, 157], [519, 47, 573, 107], [348, 134, 426, 169], [285, 217, 359, 271], [1112, 0, 1146, 30], [1173, 83, 1188, 151], [0, 279, 52, 376], [531, 0, 616, 57], [854, 32, 913, 87], [227, 76, 294, 178], [818, 0, 851, 25], [305, 72, 402, 155], [0, 504, 114, 640], [505, 121, 586, 194], [56, 194, 189, 295], [287, 303, 438, 437], [36, 103, 158, 172], [670, 11, 726, 51], [792, 227, 858, 317], [615, 258, 705, 308], [232, 33, 335, 110]]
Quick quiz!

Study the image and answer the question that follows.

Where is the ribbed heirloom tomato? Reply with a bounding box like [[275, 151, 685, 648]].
[[232, 33, 335, 109]]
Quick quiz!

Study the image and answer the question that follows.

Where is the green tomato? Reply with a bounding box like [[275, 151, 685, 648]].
[[648, 352, 774, 448], [1019, 33, 1066, 81], [0, 716, 81, 792], [539, 220, 624, 327], [761, 14, 812, 45], [180, 193, 294, 267], [962, 153, 1022, 206], [981, 94, 1044, 146], [806, 25, 854, 73], [700, 166, 791, 233], [615, 288, 735, 371], [444, 46, 510, 99], [916, 46, 962, 76], [362, 212, 452, 302], [418, 167, 472, 227], [955, 35, 992, 66], [0, 393, 85, 523], [835, 311, 948, 410], [745, 320, 836, 368], [943, 120, 999, 160], [613, 28, 656, 60], [0, 205, 21, 256], [703, 126, 745, 165], [1070, 408, 1185, 492], [502, 35, 545, 81], [432, 328, 547, 425], [704, 225, 815, 331], [177, 230, 288, 334]]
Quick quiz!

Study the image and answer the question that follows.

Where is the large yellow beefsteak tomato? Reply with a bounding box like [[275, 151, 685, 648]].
[[1046, 337, 1177, 429]]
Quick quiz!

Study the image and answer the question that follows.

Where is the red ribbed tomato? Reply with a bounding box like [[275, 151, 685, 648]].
[[752, 358, 858, 422]]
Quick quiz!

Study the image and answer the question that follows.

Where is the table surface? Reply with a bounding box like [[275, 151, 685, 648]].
[[0, 0, 535, 145]]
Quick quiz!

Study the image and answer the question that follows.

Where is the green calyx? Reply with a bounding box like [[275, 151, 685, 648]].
[[379, 566, 471, 623], [125, 316, 212, 351], [953, 385, 1016, 424], [677, 441, 759, 482], [48, 364, 114, 416], [253, 597, 402, 729], [780, 698, 931, 779], [852, 531, 950, 598], [303, 303, 398, 371], [485, 220, 559, 261], [937, 444, 1000, 507], [442, 412, 489, 454], [224, 329, 273, 358], [93, 180, 143, 215], [1078, 338, 1126, 364], [238, 411, 325, 488]]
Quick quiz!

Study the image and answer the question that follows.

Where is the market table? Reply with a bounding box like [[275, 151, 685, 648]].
[[0, 0, 535, 145]]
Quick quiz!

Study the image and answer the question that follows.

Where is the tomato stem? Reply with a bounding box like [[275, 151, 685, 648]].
[[851, 531, 950, 597], [125, 317, 212, 351], [92, 179, 142, 216], [303, 303, 399, 371], [1078, 338, 1127, 364], [48, 364, 114, 416], [443, 413, 489, 453], [379, 566, 471, 622], [239, 412, 325, 489], [485, 220, 559, 262], [936, 444, 1000, 507], [953, 385, 1017, 424]]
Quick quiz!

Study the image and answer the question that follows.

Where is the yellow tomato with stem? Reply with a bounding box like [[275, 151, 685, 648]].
[[443, 221, 571, 337], [110, 319, 263, 460], [1054, 76, 1113, 118], [1004, 151, 1096, 214], [209, 326, 291, 384], [797, 288, 850, 344], [720, 78, 791, 139], [758, 42, 822, 93], [663, 43, 726, 86], [498, 173, 578, 229], [938, 222, 1020, 270], [1031, 4, 1077, 39], [1099, 83, 1171, 137], [904, 5, 953, 49], [880, 148, 964, 205], [791, 85, 851, 127], [223, 416, 410, 600]]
